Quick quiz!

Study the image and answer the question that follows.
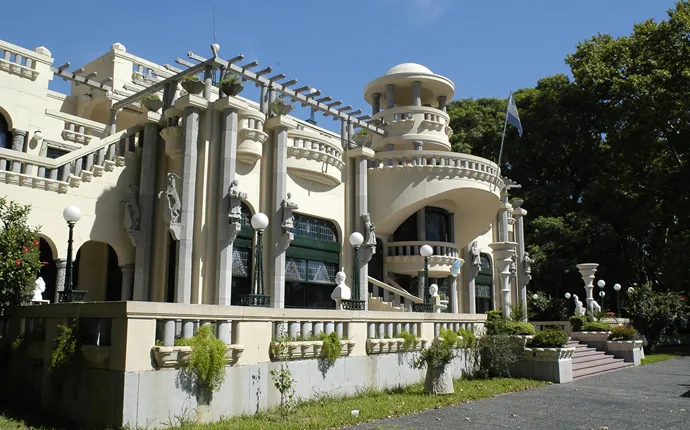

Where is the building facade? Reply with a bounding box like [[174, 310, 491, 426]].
[[0, 39, 534, 427]]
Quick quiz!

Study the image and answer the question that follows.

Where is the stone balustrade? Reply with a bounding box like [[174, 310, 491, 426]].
[[237, 109, 268, 164], [0, 42, 43, 81], [371, 106, 452, 150], [0, 127, 138, 192], [385, 241, 459, 259], [286, 129, 345, 186]]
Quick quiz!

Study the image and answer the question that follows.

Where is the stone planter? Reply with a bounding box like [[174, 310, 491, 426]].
[[26, 340, 45, 360], [365, 338, 429, 355], [220, 81, 244, 97], [270, 339, 354, 361], [606, 340, 643, 366], [181, 79, 204, 95], [352, 133, 371, 147], [423, 364, 454, 394], [142, 98, 163, 112], [151, 344, 244, 368], [570, 331, 610, 351], [516, 347, 575, 383], [507, 335, 533, 350], [80, 345, 110, 368], [270, 102, 293, 116]]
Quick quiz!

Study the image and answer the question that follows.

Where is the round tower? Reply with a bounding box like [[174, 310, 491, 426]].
[[363, 63, 455, 152]]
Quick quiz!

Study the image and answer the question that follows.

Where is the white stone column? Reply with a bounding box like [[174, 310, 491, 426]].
[[489, 242, 517, 318], [133, 121, 160, 301], [353, 149, 374, 305], [120, 264, 135, 301], [449, 275, 458, 313], [372, 93, 381, 115], [216, 99, 245, 305], [54, 258, 67, 303], [576, 263, 599, 319], [11, 129, 26, 173], [174, 101, 202, 304], [438, 96, 447, 112], [513, 207, 529, 321]]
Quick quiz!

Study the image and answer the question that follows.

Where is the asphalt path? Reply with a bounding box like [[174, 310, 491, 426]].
[[349, 356, 690, 430]]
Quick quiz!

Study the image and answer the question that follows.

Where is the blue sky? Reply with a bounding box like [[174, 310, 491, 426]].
[[1, 0, 678, 129]]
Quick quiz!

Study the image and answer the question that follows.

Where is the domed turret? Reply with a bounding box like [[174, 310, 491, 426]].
[[363, 63, 455, 151]]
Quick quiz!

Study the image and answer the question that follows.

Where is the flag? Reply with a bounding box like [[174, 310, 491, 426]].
[[506, 94, 523, 137]]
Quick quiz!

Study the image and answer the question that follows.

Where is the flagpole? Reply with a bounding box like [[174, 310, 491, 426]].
[[493, 91, 512, 192]]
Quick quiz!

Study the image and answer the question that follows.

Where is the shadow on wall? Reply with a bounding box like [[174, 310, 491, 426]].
[[288, 172, 339, 194]]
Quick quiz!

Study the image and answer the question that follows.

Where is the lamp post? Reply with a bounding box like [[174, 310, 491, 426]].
[[597, 279, 606, 313], [420, 244, 433, 303], [61, 206, 81, 303], [565, 292, 571, 299], [599, 290, 606, 311], [349, 232, 364, 303], [244, 212, 270, 307], [613, 283, 621, 317], [532, 293, 539, 300]]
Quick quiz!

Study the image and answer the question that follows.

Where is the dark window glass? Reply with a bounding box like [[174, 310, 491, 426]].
[[393, 213, 417, 242], [0, 113, 11, 150], [294, 214, 337, 242], [46, 147, 69, 159], [425, 207, 449, 242], [285, 257, 338, 309]]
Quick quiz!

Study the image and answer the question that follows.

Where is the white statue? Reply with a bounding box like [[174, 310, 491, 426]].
[[121, 185, 141, 231], [573, 294, 585, 316], [523, 252, 532, 278], [509, 254, 517, 276], [592, 300, 601, 314], [281, 192, 299, 235], [362, 213, 377, 249], [331, 269, 351, 309], [32, 277, 46, 301], [158, 173, 181, 224], [429, 283, 442, 313], [470, 241, 481, 269], [227, 179, 247, 224]]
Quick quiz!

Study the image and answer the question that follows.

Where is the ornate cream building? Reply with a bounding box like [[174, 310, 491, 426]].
[[0, 38, 534, 427]]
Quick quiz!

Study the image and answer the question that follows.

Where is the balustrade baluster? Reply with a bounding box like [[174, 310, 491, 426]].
[[60, 163, 71, 181], [163, 320, 175, 346], [37, 166, 45, 178], [335, 322, 344, 338], [325, 321, 335, 335], [411, 323, 419, 336], [0, 159, 6, 171], [368, 323, 376, 339], [23, 163, 33, 177], [313, 321, 324, 337], [377, 322, 385, 339], [394, 322, 402, 336], [97, 148, 105, 166], [85, 153, 94, 172], [301, 321, 313, 339]]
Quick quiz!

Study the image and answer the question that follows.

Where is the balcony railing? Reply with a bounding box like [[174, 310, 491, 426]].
[[385, 241, 459, 259]]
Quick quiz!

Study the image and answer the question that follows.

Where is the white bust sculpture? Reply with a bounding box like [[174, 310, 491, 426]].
[[429, 283, 442, 312], [32, 277, 46, 302], [573, 294, 585, 316], [331, 269, 351, 301]]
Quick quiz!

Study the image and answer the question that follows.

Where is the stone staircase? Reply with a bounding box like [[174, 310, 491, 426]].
[[569, 340, 633, 380], [367, 293, 404, 312]]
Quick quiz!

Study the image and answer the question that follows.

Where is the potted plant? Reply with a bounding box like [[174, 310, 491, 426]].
[[411, 330, 458, 394], [140, 93, 163, 112], [352, 128, 371, 146], [269, 95, 293, 117], [607, 325, 643, 365], [181, 75, 204, 95], [219, 72, 244, 97]]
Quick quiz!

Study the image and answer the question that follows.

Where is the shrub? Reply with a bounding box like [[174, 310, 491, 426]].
[[411, 330, 458, 370], [0, 198, 43, 308], [354, 128, 369, 136], [457, 328, 476, 349], [503, 321, 536, 336], [188, 325, 227, 392], [50, 317, 79, 372], [569, 316, 588, 332], [528, 329, 569, 347], [486, 310, 503, 322], [399, 330, 418, 352], [508, 302, 527, 322], [528, 291, 569, 321], [320, 332, 341, 367], [623, 282, 688, 351], [608, 325, 638, 341], [477, 335, 517, 378], [182, 75, 200, 82], [582, 322, 612, 332], [141, 93, 160, 101], [219, 72, 242, 85]]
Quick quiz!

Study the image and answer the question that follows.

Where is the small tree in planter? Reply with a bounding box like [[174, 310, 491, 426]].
[[140, 93, 163, 112], [411, 330, 458, 394], [269, 95, 293, 117], [177, 324, 227, 411], [181, 75, 204, 95], [218, 72, 244, 97]]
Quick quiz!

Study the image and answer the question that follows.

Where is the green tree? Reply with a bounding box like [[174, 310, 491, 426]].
[[0, 197, 42, 308]]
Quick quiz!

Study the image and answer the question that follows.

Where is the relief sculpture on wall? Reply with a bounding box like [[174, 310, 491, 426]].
[[281, 192, 298, 249], [121, 184, 141, 246], [158, 173, 182, 240], [361, 213, 377, 263], [227, 179, 247, 243]]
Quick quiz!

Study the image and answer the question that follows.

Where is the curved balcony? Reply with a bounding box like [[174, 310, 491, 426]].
[[371, 106, 451, 151], [367, 150, 503, 243], [237, 110, 267, 165], [384, 241, 461, 277], [287, 129, 344, 187]]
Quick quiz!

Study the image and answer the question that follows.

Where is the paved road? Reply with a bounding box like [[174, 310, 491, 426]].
[[350, 356, 690, 430]]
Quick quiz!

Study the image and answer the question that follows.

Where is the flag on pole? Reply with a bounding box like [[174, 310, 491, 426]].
[[506, 94, 523, 137]]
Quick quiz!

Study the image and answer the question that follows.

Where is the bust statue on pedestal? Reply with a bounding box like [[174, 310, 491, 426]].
[[331, 269, 351, 310], [32, 277, 49, 304], [429, 283, 442, 313]]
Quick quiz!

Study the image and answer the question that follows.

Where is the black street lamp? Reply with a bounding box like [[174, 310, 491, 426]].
[[241, 212, 270, 307], [413, 244, 434, 312], [340, 232, 366, 310], [60, 206, 81, 303], [614, 283, 622, 317]]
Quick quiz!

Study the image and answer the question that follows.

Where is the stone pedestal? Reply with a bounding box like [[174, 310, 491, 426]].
[[489, 242, 517, 319], [576, 263, 599, 319], [53, 258, 67, 303]]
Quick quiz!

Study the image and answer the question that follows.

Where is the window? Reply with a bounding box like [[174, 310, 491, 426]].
[[393, 213, 418, 242], [231, 203, 254, 305], [425, 207, 450, 242], [0, 113, 11, 150], [286, 214, 340, 309], [476, 253, 493, 314], [46, 147, 69, 159]]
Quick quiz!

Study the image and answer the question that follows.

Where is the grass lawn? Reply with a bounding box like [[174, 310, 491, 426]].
[[641, 351, 684, 366], [166, 378, 549, 430]]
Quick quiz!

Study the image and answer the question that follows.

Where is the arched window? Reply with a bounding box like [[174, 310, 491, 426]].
[[0, 113, 11, 150], [285, 214, 340, 309], [475, 253, 493, 313], [230, 203, 254, 305]]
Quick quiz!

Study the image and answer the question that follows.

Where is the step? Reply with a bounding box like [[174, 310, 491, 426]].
[[572, 360, 633, 379], [571, 351, 607, 363], [572, 356, 623, 371], [571, 347, 599, 355], [573, 362, 634, 380]]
